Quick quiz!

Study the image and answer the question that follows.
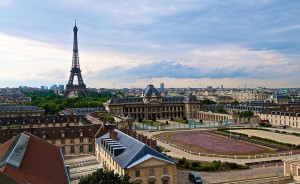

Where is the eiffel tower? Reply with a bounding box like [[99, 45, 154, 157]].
[[64, 20, 89, 97]]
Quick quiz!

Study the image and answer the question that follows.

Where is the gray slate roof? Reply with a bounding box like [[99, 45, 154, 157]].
[[96, 129, 175, 169]]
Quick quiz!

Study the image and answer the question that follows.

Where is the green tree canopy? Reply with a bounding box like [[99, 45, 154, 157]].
[[200, 99, 216, 104], [23, 91, 112, 115], [79, 169, 131, 184]]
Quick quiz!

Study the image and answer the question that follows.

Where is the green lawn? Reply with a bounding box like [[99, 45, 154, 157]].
[[173, 118, 188, 124], [141, 120, 162, 126]]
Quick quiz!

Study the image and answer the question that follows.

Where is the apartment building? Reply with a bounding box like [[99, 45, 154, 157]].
[[258, 108, 300, 128], [0, 106, 45, 117]]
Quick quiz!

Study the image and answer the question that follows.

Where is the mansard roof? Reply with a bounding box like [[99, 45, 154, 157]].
[[96, 129, 175, 169]]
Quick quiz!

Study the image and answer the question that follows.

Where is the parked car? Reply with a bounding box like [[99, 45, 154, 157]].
[[188, 172, 202, 184]]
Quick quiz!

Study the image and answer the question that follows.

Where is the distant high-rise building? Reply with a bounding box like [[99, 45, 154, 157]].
[[221, 85, 223, 89], [50, 85, 58, 90], [59, 85, 64, 91], [41, 86, 45, 90], [207, 86, 213, 89], [160, 83, 164, 90]]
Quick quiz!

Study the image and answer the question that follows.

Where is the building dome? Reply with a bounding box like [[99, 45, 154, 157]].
[[143, 84, 161, 97]]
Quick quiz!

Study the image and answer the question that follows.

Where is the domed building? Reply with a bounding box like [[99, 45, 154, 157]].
[[104, 84, 200, 120]]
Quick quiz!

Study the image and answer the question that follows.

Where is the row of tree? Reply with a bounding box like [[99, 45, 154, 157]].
[[24, 91, 112, 115]]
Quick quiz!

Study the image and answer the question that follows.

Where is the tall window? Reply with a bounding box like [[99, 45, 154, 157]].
[[135, 170, 140, 177], [89, 145, 93, 152], [80, 137, 83, 143], [163, 168, 168, 175], [61, 139, 65, 144], [71, 139, 74, 143], [80, 145, 83, 153], [61, 147, 65, 155], [149, 182, 155, 184], [71, 146, 75, 154], [162, 180, 169, 184], [149, 168, 154, 176]]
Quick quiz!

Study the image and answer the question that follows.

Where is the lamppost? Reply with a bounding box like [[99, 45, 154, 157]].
[[230, 119, 232, 140]]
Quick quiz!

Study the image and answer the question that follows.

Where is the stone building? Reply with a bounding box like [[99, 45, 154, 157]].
[[0, 114, 83, 129], [104, 84, 200, 119], [95, 129, 177, 184], [284, 158, 300, 181], [0, 115, 115, 156], [0, 106, 45, 117]]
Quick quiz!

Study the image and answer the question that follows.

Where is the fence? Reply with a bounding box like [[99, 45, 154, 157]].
[[134, 122, 221, 130]]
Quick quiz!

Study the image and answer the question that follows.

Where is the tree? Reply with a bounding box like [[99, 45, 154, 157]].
[[138, 117, 143, 123], [231, 100, 239, 105], [79, 169, 131, 184], [199, 119, 203, 124], [200, 99, 216, 104], [170, 117, 174, 121], [166, 121, 169, 125]]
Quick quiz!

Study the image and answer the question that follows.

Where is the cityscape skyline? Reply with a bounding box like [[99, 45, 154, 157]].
[[1, 1, 300, 88]]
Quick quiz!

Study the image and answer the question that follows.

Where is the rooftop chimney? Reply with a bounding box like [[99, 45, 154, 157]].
[[109, 130, 118, 141], [138, 134, 143, 142], [150, 139, 157, 150]]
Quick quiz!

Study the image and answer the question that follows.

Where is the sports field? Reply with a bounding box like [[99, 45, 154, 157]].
[[156, 131, 270, 155]]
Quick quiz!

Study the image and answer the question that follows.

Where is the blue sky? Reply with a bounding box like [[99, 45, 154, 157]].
[[0, 0, 300, 88]]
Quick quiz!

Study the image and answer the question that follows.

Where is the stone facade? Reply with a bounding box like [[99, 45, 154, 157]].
[[104, 84, 200, 119], [95, 129, 177, 184], [284, 158, 300, 181], [258, 108, 300, 128]]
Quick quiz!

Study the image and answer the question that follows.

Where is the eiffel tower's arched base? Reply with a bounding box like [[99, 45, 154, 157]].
[[64, 85, 89, 98]]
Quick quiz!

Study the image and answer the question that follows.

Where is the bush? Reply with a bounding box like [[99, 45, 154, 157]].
[[259, 122, 272, 127], [238, 164, 250, 169], [170, 117, 174, 121], [177, 157, 187, 166], [185, 120, 189, 124], [191, 161, 201, 168], [152, 117, 156, 122], [183, 117, 187, 120]]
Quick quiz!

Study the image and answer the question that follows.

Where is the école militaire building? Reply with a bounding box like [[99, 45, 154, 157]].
[[104, 84, 201, 120]]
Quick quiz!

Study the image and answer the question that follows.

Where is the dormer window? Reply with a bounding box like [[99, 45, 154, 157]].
[[42, 132, 47, 139], [79, 130, 83, 137], [61, 131, 65, 138]]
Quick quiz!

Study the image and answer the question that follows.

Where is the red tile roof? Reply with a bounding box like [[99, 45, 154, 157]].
[[0, 132, 69, 184]]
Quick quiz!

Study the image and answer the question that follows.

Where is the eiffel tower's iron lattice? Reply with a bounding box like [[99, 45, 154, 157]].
[[64, 20, 89, 97]]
